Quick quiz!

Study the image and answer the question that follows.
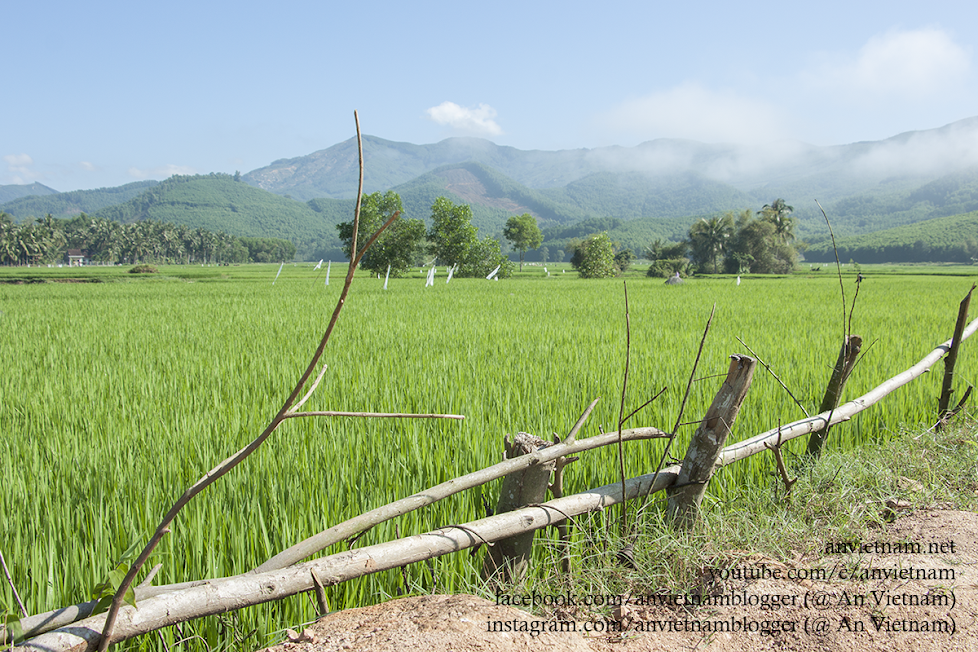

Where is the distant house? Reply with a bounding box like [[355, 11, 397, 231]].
[[66, 249, 90, 266]]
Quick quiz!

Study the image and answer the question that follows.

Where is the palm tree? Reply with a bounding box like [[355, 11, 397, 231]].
[[759, 199, 796, 244], [689, 213, 734, 274]]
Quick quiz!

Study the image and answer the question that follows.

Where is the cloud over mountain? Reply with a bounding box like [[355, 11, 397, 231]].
[[425, 102, 503, 136]]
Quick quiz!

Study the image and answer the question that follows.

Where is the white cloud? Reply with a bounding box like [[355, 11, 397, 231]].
[[80, 161, 96, 171], [425, 101, 503, 136], [3, 153, 36, 184], [601, 83, 790, 144], [128, 164, 197, 179], [804, 28, 971, 101]]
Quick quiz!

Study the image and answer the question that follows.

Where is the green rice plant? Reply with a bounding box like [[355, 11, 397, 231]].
[[1, 264, 975, 651]]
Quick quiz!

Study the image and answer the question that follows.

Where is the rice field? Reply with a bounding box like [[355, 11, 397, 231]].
[[1, 263, 976, 650]]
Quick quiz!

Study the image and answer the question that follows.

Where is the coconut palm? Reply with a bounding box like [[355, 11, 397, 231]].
[[689, 212, 734, 274], [759, 199, 796, 244]]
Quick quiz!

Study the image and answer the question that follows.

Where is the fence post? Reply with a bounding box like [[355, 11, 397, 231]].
[[806, 335, 862, 458], [937, 285, 974, 429], [667, 354, 756, 529], [482, 432, 556, 583]]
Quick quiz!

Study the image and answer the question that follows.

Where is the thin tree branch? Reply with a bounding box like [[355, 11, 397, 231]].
[[815, 199, 846, 347], [736, 337, 810, 418], [620, 387, 667, 428], [0, 550, 27, 617], [96, 111, 391, 652], [565, 398, 600, 445], [281, 411, 465, 420], [289, 363, 329, 413], [617, 281, 630, 533], [650, 303, 716, 496]]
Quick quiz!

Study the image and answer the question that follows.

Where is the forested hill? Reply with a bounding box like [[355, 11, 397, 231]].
[[804, 210, 978, 263], [0, 182, 58, 204], [1, 181, 159, 219]]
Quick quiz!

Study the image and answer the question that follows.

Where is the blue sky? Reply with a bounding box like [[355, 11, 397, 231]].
[[3, 0, 977, 191]]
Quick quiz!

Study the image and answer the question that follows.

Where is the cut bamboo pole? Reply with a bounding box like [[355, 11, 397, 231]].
[[667, 355, 756, 529], [10, 426, 667, 644], [10, 316, 978, 652]]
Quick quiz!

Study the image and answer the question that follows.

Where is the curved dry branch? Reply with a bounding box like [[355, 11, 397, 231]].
[[95, 111, 396, 652]]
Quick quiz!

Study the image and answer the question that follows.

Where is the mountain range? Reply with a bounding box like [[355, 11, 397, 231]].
[[4, 116, 978, 261]]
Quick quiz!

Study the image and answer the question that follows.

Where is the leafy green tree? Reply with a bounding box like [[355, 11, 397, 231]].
[[336, 191, 424, 276], [427, 197, 478, 268], [613, 248, 634, 273], [540, 246, 549, 264], [724, 210, 796, 274], [503, 213, 543, 271], [689, 213, 734, 274], [570, 232, 617, 278], [460, 235, 513, 278]]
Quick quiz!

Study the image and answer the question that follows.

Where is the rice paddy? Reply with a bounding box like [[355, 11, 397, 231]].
[[1, 263, 976, 651]]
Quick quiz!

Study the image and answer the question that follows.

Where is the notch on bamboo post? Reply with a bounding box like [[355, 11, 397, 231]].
[[667, 355, 756, 530], [482, 433, 556, 583], [806, 335, 862, 458]]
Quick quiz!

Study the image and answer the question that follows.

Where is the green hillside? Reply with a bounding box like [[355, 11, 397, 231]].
[[1, 180, 159, 219], [540, 171, 754, 220], [805, 210, 978, 263], [0, 182, 58, 204]]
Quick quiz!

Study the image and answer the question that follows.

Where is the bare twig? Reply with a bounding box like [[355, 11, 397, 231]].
[[815, 199, 846, 345], [736, 337, 810, 418], [96, 111, 398, 652], [0, 550, 26, 617], [620, 387, 667, 427], [764, 424, 797, 497], [282, 411, 464, 420], [650, 304, 716, 495], [617, 281, 631, 534], [310, 571, 328, 616], [135, 565, 162, 590], [290, 363, 329, 413], [565, 398, 600, 445]]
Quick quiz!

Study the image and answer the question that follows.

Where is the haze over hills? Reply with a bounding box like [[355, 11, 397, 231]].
[[244, 117, 978, 202], [4, 116, 978, 262]]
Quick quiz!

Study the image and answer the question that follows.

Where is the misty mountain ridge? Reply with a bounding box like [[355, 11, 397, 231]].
[[243, 116, 978, 205], [4, 116, 978, 262]]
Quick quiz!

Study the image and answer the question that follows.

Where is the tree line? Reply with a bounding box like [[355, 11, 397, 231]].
[[647, 199, 801, 277], [558, 199, 802, 279], [337, 193, 525, 278], [0, 212, 295, 266]]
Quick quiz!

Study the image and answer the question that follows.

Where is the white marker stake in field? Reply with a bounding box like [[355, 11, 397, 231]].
[[314, 259, 323, 270], [425, 266, 435, 287], [486, 265, 501, 281], [446, 265, 455, 284], [325, 261, 331, 286], [383, 264, 391, 290], [737, 276, 741, 286], [272, 262, 284, 285]]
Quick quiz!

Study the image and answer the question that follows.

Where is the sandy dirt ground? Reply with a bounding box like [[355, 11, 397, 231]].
[[260, 509, 978, 652]]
